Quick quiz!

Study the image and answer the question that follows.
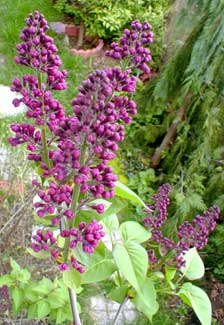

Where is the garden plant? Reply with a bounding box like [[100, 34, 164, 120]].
[[0, 11, 220, 325]]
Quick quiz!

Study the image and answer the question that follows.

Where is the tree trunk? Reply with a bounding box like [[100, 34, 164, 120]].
[[77, 22, 85, 48], [150, 94, 192, 168]]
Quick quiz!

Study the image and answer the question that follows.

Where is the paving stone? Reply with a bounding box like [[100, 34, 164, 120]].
[[88, 295, 138, 324]]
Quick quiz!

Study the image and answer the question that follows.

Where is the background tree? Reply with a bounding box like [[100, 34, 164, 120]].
[[128, 0, 224, 278]]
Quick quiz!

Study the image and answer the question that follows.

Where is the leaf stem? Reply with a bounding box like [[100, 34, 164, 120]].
[[112, 296, 129, 325]]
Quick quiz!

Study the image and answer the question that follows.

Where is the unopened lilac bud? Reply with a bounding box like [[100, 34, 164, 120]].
[[59, 263, 68, 271], [64, 209, 74, 219]]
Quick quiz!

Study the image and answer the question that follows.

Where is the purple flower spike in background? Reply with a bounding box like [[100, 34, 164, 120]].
[[106, 20, 153, 73], [143, 184, 220, 269]]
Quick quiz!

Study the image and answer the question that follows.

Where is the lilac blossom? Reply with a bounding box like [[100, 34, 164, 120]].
[[143, 184, 220, 269], [106, 20, 153, 73], [31, 219, 104, 273], [9, 12, 153, 273], [14, 11, 67, 90]]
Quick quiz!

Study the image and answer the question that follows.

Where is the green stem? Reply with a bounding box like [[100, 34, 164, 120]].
[[63, 137, 87, 261], [64, 137, 87, 325], [41, 126, 50, 168], [116, 270, 122, 286], [37, 72, 50, 168], [71, 137, 87, 220]]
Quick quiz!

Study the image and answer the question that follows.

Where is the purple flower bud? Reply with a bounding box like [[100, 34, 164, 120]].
[[59, 263, 69, 271]]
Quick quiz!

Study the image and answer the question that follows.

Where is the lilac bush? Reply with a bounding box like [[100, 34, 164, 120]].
[[4, 11, 220, 325], [6, 12, 155, 325]]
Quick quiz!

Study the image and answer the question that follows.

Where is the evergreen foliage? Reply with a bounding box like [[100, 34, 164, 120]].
[[126, 0, 224, 277]]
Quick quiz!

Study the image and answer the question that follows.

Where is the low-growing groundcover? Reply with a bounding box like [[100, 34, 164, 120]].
[[0, 10, 221, 325]]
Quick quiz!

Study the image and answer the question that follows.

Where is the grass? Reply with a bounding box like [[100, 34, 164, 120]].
[[0, 0, 86, 116]]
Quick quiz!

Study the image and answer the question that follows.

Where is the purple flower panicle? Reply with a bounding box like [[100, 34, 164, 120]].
[[106, 20, 153, 73], [143, 184, 220, 270], [143, 183, 171, 229], [11, 12, 154, 273], [31, 219, 104, 273]]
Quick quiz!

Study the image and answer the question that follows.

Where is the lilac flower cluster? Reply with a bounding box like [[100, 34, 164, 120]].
[[8, 123, 41, 156], [106, 20, 153, 74], [34, 183, 73, 219], [31, 229, 57, 253], [31, 219, 104, 273], [143, 183, 171, 229], [39, 68, 138, 198], [15, 11, 67, 90], [57, 255, 85, 273], [10, 12, 153, 273], [10, 76, 65, 127], [61, 220, 105, 254], [143, 184, 220, 269], [173, 206, 220, 268], [9, 11, 66, 152]]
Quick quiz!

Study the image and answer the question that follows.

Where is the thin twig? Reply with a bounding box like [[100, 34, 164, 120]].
[[112, 296, 129, 325], [0, 188, 35, 239]]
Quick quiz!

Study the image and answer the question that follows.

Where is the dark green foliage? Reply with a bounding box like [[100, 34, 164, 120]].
[[124, 0, 224, 277], [54, 0, 168, 39], [54, 0, 170, 67]]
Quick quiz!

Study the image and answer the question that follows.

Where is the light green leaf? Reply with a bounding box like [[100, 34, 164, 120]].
[[10, 258, 20, 272], [0, 274, 14, 287], [151, 271, 165, 280], [101, 213, 119, 233], [48, 291, 66, 309], [119, 221, 151, 243], [26, 247, 51, 259], [11, 287, 23, 312], [165, 265, 176, 289], [75, 198, 126, 225], [133, 278, 159, 321], [10, 259, 21, 279], [63, 268, 81, 289], [81, 259, 116, 284], [109, 285, 129, 304], [89, 198, 112, 211], [178, 282, 212, 325], [75, 241, 111, 267], [37, 300, 51, 318], [28, 304, 37, 319], [33, 277, 54, 295], [165, 265, 176, 282], [57, 235, 65, 249], [181, 248, 204, 280], [25, 288, 39, 302], [115, 181, 147, 207], [17, 268, 31, 283], [56, 308, 68, 324], [102, 197, 127, 218], [113, 241, 148, 291]]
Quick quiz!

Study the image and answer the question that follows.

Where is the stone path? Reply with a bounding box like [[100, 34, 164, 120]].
[[88, 295, 138, 325]]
